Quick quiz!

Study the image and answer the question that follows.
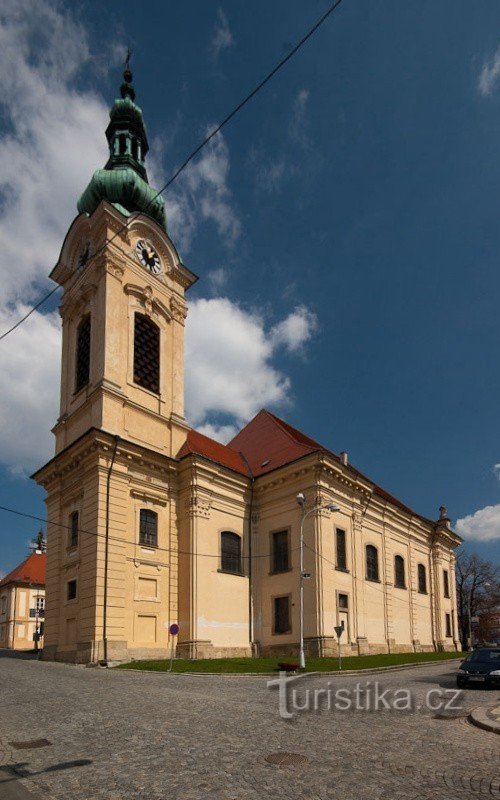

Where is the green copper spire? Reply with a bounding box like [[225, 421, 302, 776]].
[[77, 63, 167, 231]]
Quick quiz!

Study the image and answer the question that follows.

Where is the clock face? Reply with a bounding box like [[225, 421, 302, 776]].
[[136, 239, 161, 274]]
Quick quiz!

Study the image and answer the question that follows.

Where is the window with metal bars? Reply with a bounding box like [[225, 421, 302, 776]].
[[366, 545, 379, 582], [75, 315, 91, 392], [69, 511, 79, 548], [272, 530, 289, 573], [418, 563, 427, 594], [220, 531, 242, 574], [394, 555, 406, 589], [134, 313, 160, 393], [274, 595, 291, 634], [336, 528, 347, 571], [139, 509, 158, 547]]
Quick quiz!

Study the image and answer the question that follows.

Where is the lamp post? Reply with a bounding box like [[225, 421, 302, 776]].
[[296, 493, 340, 669]]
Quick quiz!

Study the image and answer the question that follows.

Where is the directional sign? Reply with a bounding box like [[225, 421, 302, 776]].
[[169, 623, 179, 636]]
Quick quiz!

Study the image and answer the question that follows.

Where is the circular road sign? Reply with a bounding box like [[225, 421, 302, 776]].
[[169, 623, 180, 636]]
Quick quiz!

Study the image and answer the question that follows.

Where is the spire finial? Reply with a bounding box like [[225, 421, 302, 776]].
[[121, 48, 135, 101]]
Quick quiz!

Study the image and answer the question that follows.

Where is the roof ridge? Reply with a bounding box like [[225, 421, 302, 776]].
[[262, 409, 323, 450]]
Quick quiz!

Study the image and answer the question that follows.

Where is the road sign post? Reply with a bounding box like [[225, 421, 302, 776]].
[[334, 621, 344, 671], [168, 623, 179, 672]]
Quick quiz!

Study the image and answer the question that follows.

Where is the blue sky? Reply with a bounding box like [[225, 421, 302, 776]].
[[1, 0, 500, 572]]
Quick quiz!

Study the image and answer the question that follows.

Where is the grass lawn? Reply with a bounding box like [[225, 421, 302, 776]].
[[116, 650, 466, 674]]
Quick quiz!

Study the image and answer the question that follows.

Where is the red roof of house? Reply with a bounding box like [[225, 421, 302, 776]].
[[178, 409, 436, 526], [0, 552, 46, 588], [178, 429, 248, 475]]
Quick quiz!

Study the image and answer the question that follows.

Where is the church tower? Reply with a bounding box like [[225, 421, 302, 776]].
[[33, 67, 197, 663]]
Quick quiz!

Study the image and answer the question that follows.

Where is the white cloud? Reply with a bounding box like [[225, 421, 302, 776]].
[[493, 464, 500, 480], [210, 8, 234, 61], [185, 298, 317, 436], [207, 267, 228, 292], [256, 159, 287, 193], [0, 306, 60, 473], [478, 45, 500, 96], [456, 505, 500, 542], [289, 88, 310, 144], [196, 422, 238, 444], [164, 130, 241, 253], [270, 305, 318, 353]]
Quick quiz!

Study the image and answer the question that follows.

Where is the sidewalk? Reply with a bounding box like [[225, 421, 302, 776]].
[[468, 703, 500, 735]]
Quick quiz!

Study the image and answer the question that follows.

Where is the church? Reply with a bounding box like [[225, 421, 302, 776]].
[[33, 68, 461, 664]]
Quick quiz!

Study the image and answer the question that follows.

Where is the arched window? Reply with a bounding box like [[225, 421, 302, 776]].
[[394, 555, 406, 589], [119, 134, 127, 155], [139, 509, 158, 547], [220, 531, 242, 574], [134, 313, 160, 393], [75, 315, 91, 392], [366, 545, 379, 582], [417, 563, 427, 594], [131, 138, 138, 160]]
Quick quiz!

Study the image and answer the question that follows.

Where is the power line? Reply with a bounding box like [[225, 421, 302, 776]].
[[0, 502, 298, 563], [0, 0, 345, 343]]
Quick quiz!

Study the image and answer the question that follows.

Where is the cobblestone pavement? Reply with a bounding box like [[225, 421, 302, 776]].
[[0, 657, 499, 800]]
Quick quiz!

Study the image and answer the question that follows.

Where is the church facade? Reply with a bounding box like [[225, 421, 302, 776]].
[[33, 69, 461, 663]]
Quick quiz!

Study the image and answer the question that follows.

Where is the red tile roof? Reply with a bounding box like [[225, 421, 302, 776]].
[[229, 409, 322, 476], [178, 410, 436, 526], [178, 429, 248, 475], [0, 552, 46, 588]]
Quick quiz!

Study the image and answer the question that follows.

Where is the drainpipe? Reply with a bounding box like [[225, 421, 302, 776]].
[[102, 435, 120, 665], [240, 452, 255, 656], [429, 530, 437, 650], [10, 586, 17, 649]]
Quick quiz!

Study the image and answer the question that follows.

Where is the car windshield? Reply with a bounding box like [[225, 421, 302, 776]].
[[467, 649, 500, 664]]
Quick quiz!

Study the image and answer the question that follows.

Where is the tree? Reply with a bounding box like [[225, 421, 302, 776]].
[[455, 551, 499, 649]]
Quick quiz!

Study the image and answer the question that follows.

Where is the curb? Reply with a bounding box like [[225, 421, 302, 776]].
[[468, 705, 500, 735], [115, 657, 464, 678]]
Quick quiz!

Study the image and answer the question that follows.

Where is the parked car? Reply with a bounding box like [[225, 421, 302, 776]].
[[456, 647, 500, 688]]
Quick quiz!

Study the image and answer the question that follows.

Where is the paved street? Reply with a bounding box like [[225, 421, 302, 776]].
[[0, 655, 499, 800]]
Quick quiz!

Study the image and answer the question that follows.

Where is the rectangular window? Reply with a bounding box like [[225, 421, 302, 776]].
[[69, 510, 79, 548], [134, 313, 160, 394], [338, 593, 349, 610], [445, 613, 452, 638], [274, 596, 291, 634], [139, 509, 158, 547], [75, 315, 91, 393], [67, 580, 77, 601], [336, 529, 347, 571], [272, 530, 289, 573], [443, 569, 450, 598], [36, 597, 45, 616]]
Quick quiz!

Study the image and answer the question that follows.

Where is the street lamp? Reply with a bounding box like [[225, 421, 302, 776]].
[[296, 493, 340, 669]]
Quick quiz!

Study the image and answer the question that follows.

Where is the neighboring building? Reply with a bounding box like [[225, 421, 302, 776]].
[[0, 551, 46, 650], [32, 68, 461, 663]]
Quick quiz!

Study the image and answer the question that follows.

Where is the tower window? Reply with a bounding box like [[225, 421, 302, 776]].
[[336, 528, 347, 571], [133, 313, 160, 393], [139, 509, 158, 547], [69, 511, 79, 549], [394, 555, 406, 589], [418, 563, 427, 594], [443, 569, 450, 598], [119, 134, 127, 155], [75, 315, 91, 392], [220, 532, 242, 574], [67, 579, 77, 601], [131, 138, 138, 160], [445, 613, 452, 638], [366, 545, 379, 582]]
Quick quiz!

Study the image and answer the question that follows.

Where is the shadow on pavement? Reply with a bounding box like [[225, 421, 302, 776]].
[[0, 649, 40, 661]]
